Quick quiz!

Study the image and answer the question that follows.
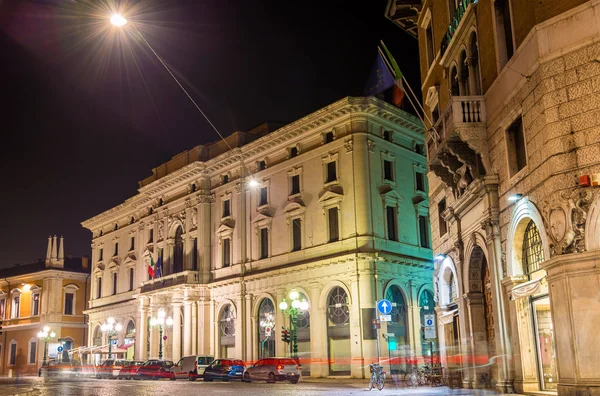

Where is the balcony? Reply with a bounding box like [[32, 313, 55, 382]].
[[385, 0, 422, 38], [441, 0, 478, 56], [140, 270, 200, 293], [428, 96, 490, 195]]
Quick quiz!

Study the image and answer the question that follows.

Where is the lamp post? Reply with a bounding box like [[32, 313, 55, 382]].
[[279, 290, 309, 360], [259, 312, 274, 359], [37, 326, 56, 367], [150, 309, 173, 360], [100, 317, 123, 359]]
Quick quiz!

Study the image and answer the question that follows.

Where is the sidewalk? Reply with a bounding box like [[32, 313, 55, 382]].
[[0, 387, 37, 396]]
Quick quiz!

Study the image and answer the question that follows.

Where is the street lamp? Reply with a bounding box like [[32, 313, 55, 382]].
[[110, 14, 127, 27], [100, 317, 123, 359], [279, 289, 309, 360], [37, 326, 56, 367], [150, 309, 173, 360], [259, 312, 274, 359]]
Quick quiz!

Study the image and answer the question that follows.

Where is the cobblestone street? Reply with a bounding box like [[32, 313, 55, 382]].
[[0, 377, 517, 396]]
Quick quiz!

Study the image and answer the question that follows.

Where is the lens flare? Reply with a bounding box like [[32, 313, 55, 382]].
[[110, 14, 127, 27]]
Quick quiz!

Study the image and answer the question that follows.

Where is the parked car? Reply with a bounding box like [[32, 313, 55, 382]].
[[170, 355, 214, 381], [117, 361, 145, 380], [243, 357, 300, 384], [202, 359, 245, 381], [38, 360, 76, 377], [135, 360, 175, 380], [96, 359, 129, 379]]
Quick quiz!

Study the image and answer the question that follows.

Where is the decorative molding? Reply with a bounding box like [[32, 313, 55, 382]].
[[344, 138, 353, 153], [367, 139, 376, 152]]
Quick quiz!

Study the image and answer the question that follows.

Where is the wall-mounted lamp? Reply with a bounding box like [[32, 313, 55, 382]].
[[434, 254, 447, 261], [22, 284, 31, 292], [508, 194, 523, 202]]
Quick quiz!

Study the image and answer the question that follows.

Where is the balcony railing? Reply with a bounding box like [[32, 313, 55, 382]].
[[140, 270, 200, 293], [430, 96, 485, 153], [440, 0, 478, 55]]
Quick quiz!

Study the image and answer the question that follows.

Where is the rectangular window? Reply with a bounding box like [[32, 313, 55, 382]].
[[222, 174, 229, 184], [292, 219, 302, 251], [386, 206, 397, 241], [290, 147, 298, 158], [114, 242, 119, 256], [129, 268, 134, 291], [506, 116, 527, 177], [130, 236, 135, 251], [12, 297, 20, 318], [431, 103, 439, 124], [112, 273, 117, 295], [438, 199, 448, 236], [222, 238, 231, 267], [324, 132, 334, 143], [260, 228, 269, 259], [419, 215, 430, 248], [148, 229, 154, 243], [328, 208, 339, 242], [326, 161, 337, 183], [9, 344, 16, 365], [383, 130, 392, 142], [32, 293, 40, 316], [257, 160, 266, 171], [495, 0, 514, 64], [259, 187, 268, 207], [192, 238, 198, 271], [99, 248, 103, 262], [29, 342, 37, 364], [97, 278, 102, 299], [290, 175, 300, 195], [223, 199, 231, 218], [64, 293, 74, 315], [426, 23, 435, 68], [383, 160, 394, 181], [416, 172, 426, 192]]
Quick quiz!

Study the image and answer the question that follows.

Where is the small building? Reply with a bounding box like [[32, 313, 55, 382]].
[[82, 96, 435, 378], [0, 236, 90, 376]]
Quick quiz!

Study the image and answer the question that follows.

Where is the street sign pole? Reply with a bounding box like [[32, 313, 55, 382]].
[[375, 299, 393, 369], [376, 308, 381, 367]]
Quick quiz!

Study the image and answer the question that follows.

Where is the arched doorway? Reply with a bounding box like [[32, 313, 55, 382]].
[[419, 289, 436, 365], [219, 304, 235, 358], [460, 50, 470, 96], [385, 285, 409, 374], [125, 320, 136, 360], [257, 298, 275, 360], [450, 66, 460, 97], [326, 286, 350, 375], [173, 226, 184, 274]]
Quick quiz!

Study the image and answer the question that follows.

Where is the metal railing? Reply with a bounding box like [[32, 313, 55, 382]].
[[140, 270, 200, 293], [440, 0, 478, 55]]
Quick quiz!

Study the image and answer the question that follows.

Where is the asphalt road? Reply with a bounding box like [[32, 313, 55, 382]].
[[0, 377, 505, 396]]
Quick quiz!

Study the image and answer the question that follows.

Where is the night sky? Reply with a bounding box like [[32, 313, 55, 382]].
[[0, 0, 419, 268]]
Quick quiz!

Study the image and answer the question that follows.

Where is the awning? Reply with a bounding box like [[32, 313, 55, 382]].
[[97, 347, 128, 354], [119, 342, 135, 349]]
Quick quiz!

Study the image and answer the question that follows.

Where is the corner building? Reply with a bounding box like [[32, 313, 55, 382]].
[[387, 0, 600, 394], [82, 97, 434, 378]]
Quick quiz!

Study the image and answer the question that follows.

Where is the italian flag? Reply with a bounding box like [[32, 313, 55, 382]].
[[380, 40, 405, 107], [148, 254, 156, 278]]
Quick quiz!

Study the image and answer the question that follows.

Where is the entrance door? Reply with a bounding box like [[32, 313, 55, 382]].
[[532, 296, 558, 390]]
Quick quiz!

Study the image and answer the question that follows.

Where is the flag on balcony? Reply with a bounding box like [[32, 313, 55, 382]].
[[155, 256, 162, 278], [147, 254, 156, 278], [380, 40, 406, 107], [364, 51, 396, 97]]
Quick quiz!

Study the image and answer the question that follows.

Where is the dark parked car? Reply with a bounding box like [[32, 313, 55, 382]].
[[117, 361, 145, 380], [243, 357, 300, 383], [202, 359, 245, 381], [96, 359, 129, 379], [135, 360, 175, 380]]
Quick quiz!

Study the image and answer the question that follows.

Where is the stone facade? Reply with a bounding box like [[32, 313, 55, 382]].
[[0, 237, 90, 376], [388, 0, 600, 394], [81, 97, 435, 378]]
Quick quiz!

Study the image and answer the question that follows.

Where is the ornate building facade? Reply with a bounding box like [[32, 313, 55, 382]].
[[387, 0, 600, 394], [0, 237, 90, 376], [82, 96, 434, 378]]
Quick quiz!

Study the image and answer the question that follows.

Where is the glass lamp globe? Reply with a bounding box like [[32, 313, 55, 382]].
[[150, 318, 157, 326], [289, 290, 299, 301], [43, 326, 50, 333], [107, 317, 115, 325], [115, 323, 123, 332], [101, 324, 107, 332], [166, 317, 174, 326], [37, 331, 43, 338], [158, 310, 166, 319], [291, 299, 301, 309], [50, 332, 56, 338], [300, 300, 309, 311], [279, 300, 288, 311]]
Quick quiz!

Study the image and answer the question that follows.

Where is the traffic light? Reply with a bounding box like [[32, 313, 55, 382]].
[[281, 326, 290, 343]]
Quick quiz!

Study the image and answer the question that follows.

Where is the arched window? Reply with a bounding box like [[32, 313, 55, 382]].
[[459, 50, 470, 96], [220, 305, 235, 337], [448, 272, 457, 302], [385, 286, 406, 325], [257, 299, 275, 359], [522, 220, 544, 276], [450, 66, 460, 96], [470, 32, 482, 95], [327, 287, 349, 326], [93, 326, 103, 346], [125, 320, 136, 339], [173, 226, 184, 273]]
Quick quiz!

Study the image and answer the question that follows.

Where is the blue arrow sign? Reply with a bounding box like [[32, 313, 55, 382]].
[[377, 299, 393, 315], [57, 346, 63, 353]]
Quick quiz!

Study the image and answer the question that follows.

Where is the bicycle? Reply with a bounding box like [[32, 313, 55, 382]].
[[368, 363, 386, 391]]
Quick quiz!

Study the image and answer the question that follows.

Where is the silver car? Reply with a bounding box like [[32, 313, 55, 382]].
[[243, 357, 300, 384]]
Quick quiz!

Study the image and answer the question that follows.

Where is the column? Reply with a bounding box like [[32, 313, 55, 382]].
[[197, 187, 213, 283], [357, 262, 377, 379], [138, 298, 148, 361], [198, 300, 210, 355], [465, 292, 488, 388], [309, 284, 325, 378], [183, 300, 192, 356], [408, 304, 422, 362], [209, 300, 216, 357], [245, 294, 254, 361], [191, 302, 198, 355], [234, 295, 245, 360], [172, 302, 182, 361], [184, 202, 193, 270], [351, 134, 373, 238], [275, 289, 286, 358], [149, 304, 157, 358]]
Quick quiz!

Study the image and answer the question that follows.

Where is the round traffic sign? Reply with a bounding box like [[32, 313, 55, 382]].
[[426, 318, 434, 326], [377, 299, 393, 315], [57, 346, 63, 352], [163, 335, 167, 341]]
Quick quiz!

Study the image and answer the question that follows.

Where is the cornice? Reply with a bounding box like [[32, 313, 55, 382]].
[[82, 97, 423, 232]]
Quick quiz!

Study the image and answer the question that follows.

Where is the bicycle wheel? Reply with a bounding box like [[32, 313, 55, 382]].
[[377, 374, 385, 391], [368, 376, 375, 390]]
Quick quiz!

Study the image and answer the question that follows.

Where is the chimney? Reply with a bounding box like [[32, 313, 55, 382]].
[[51, 235, 58, 259], [58, 236, 64, 260], [45, 236, 52, 262], [82, 256, 89, 270]]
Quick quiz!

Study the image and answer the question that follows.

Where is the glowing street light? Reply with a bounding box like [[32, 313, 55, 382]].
[[37, 327, 56, 367], [150, 309, 173, 359], [279, 289, 309, 361], [110, 14, 127, 27], [101, 317, 123, 359]]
